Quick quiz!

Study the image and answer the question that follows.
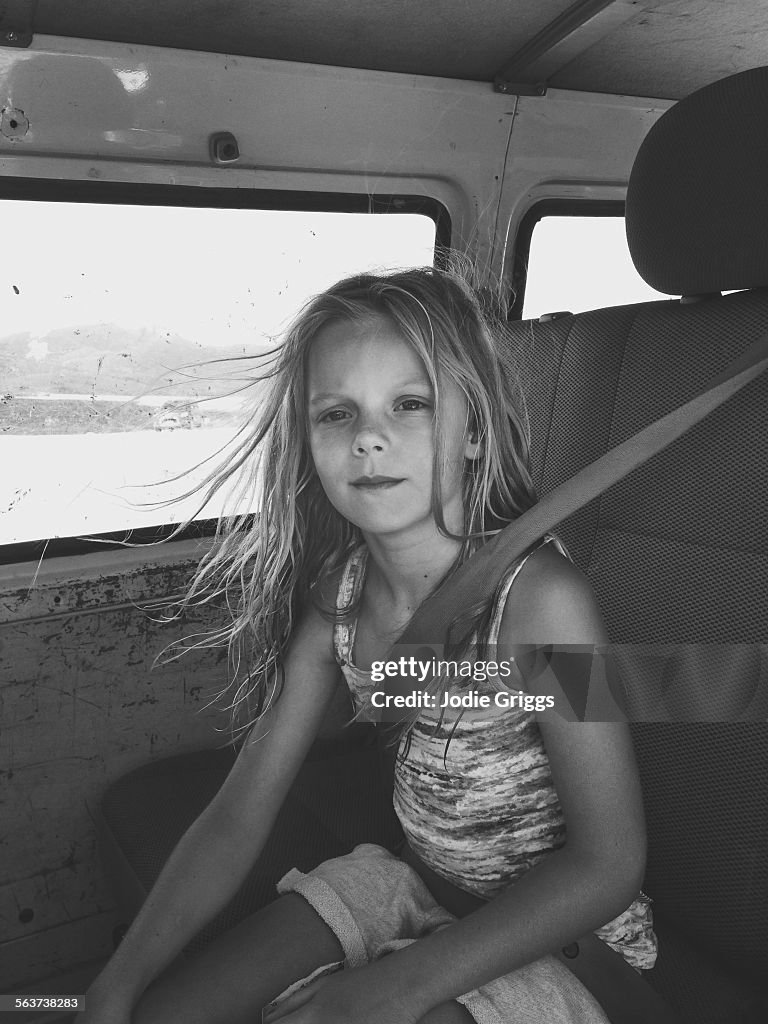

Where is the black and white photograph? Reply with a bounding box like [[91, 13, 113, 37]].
[[1, 4, 767, 1024]]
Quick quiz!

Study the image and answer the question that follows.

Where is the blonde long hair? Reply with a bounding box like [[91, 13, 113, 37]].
[[173, 266, 538, 737]]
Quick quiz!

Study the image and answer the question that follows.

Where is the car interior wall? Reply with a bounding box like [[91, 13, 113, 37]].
[[0, 544, 227, 990]]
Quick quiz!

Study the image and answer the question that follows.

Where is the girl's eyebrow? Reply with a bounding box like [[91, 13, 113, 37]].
[[309, 379, 432, 405], [309, 392, 344, 406]]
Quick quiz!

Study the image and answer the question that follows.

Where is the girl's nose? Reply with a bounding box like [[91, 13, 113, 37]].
[[352, 425, 386, 455]]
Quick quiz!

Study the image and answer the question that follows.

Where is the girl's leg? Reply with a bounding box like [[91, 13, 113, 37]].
[[421, 1005, 475, 1024], [131, 891, 475, 1024], [132, 893, 343, 1024]]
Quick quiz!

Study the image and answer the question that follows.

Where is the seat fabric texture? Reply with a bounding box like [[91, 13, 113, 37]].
[[502, 64, 768, 1024]]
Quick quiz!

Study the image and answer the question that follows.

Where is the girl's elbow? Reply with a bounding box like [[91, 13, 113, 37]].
[[615, 858, 646, 912], [569, 832, 647, 915], [599, 835, 648, 910]]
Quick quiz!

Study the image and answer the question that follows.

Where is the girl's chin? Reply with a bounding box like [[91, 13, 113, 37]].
[[326, 492, 464, 539], [345, 510, 424, 535], [357, 515, 455, 542]]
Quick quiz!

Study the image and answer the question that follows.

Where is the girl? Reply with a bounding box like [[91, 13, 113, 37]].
[[81, 267, 656, 1024]]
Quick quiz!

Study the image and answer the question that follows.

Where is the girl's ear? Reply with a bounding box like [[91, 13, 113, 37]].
[[465, 429, 482, 461]]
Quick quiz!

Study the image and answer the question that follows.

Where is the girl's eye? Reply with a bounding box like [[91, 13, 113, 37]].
[[396, 398, 430, 412], [318, 408, 350, 423]]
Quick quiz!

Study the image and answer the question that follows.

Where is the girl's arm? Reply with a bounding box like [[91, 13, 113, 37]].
[[268, 547, 647, 1024], [83, 602, 342, 1016]]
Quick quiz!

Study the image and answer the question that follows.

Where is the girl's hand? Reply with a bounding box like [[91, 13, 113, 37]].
[[262, 964, 421, 1024]]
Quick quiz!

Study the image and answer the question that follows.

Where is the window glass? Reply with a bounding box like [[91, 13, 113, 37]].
[[0, 200, 436, 547], [521, 215, 674, 320]]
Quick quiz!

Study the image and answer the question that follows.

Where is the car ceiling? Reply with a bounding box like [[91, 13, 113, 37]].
[[2, 0, 767, 101]]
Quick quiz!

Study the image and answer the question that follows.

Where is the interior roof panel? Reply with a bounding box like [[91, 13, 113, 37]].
[[548, 0, 768, 99], [20, 0, 768, 100], [32, 0, 569, 81]]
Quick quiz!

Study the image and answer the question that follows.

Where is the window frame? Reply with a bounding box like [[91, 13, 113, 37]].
[[507, 198, 626, 321], [0, 176, 450, 566]]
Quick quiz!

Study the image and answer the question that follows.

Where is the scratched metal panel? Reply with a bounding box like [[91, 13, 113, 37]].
[[0, 560, 231, 990], [0, 550, 207, 622], [0, 548, 353, 990]]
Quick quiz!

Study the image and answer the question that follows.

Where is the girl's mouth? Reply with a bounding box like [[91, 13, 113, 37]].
[[351, 475, 404, 490]]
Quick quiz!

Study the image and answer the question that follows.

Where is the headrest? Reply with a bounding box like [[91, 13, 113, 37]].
[[626, 67, 768, 296]]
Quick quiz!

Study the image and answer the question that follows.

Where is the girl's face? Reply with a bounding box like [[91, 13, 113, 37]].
[[306, 315, 478, 541]]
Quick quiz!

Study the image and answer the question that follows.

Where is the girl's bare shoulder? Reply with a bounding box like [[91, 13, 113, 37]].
[[498, 541, 608, 646]]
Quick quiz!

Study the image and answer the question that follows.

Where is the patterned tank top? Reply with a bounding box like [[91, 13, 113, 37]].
[[333, 538, 658, 971]]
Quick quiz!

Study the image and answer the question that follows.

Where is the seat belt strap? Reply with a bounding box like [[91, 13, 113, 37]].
[[389, 330, 768, 657]]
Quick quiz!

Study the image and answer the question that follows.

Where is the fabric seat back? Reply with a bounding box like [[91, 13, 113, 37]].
[[503, 67, 768, 1023]]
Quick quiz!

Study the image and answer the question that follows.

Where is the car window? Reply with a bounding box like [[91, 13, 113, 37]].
[[521, 214, 674, 319], [1, 198, 437, 549]]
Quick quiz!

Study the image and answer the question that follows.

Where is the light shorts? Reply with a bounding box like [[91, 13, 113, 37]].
[[274, 843, 609, 1024]]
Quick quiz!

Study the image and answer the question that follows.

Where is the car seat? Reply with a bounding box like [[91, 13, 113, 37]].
[[502, 66, 768, 1024]]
